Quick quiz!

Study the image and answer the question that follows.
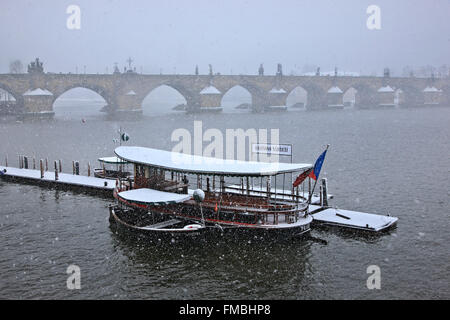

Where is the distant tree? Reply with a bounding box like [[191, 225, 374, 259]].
[[9, 60, 24, 73]]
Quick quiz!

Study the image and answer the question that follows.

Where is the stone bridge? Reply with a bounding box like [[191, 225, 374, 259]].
[[0, 72, 448, 117]]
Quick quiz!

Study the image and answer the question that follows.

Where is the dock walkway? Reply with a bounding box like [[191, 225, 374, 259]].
[[0, 165, 115, 195]]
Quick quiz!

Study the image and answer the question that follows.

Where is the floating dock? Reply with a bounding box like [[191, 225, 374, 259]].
[[308, 205, 398, 232], [0, 165, 115, 195]]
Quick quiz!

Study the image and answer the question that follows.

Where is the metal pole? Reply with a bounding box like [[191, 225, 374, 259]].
[[40, 159, 44, 179], [54, 161, 59, 181]]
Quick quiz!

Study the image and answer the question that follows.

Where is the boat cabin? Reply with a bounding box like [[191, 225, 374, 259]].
[[113, 146, 316, 228], [94, 156, 132, 179]]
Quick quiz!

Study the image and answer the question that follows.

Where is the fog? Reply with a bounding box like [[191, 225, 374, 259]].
[[1, 0, 449, 75]]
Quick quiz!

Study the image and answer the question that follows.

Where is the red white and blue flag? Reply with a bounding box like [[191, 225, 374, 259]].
[[293, 168, 312, 187], [309, 149, 328, 180]]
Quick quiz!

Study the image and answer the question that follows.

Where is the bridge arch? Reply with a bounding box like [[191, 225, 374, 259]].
[[220, 85, 253, 112], [343, 87, 357, 108], [53, 83, 113, 107], [286, 86, 307, 109], [298, 83, 327, 109], [395, 84, 424, 107], [52, 87, 108, 118], [347, 83, 377, 108], [141, 84, 188, 114], [0, 82, 22, 105]]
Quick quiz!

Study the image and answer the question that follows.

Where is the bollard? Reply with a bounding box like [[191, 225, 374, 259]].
[[45, 158, 48, 171], [24, 156, 28, 169], [72, 161, 75, 175], [319, 185, 323, 207], [321, 178, 329, 207], [40, 159, 44, 179], [75, 161, 80, 175], [5, 155, 7, 167], [33, 158, 36, 170], [18, 155, 22, 169], [54, 160, 59, 181], [87, 162, 91, 177], [59, 160, 62, 173]]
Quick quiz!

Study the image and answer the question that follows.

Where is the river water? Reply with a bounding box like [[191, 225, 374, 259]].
[[0, 105, 449, 299]]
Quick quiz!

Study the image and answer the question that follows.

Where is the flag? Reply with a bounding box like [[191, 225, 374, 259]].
[[293, 168, 312, 187], [309, 149, 328, 180]]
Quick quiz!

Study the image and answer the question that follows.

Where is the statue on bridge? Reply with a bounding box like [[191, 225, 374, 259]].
[[27, 58, 44, 74], [276, 64, 283, 76], [315, 67, 320, 76], [258, 64, 264, 76], [209, 64, 213, 76]]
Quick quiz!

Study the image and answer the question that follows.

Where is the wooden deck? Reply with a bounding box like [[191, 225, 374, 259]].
[[0, 165, 115, 195]]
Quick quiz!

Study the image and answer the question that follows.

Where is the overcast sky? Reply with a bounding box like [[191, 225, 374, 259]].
[[0, 0, 449, 75]]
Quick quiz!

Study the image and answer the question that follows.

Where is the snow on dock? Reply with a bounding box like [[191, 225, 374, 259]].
[[0, 165, 115, 193], [308, 205, 398, 232]]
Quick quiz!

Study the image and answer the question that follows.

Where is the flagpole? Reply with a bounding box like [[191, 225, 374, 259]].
[[308, 144, 330, 205]]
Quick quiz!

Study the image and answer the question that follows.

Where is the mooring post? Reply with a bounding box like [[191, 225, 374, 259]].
[[24, 156, 29, 169], [72, 161, 75, 175], [54, 160, 58, 181], [40, 159, 44, 179], [45, 158, 48, 171], [59, 160, 62, 173], [5, 155, 7, 167], [319, 185, 323, 207], [75, 161, 80, 175], [87, 162, 91, 177], [18, 155, 21, 169], [321, 178, 328, 207], [33, 157, 36, 170]]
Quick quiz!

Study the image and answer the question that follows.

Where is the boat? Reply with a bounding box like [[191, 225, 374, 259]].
[[94, 156, 132, 179], [110, 146, 314, 237]]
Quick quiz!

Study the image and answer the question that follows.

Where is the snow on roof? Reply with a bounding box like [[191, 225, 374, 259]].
[[423, 86, 440, 92], [23, 88, 53, 96], [327, 86, 343, 93], [117, 188, 191, 206], [0, 93, 16, 101], [125, 90, 136, 95], [269, 87, 287, 94], [200, 86, 221, 95], [115, 146, 312, 176], [377, 86, 394, 93], [98, 156, 128, 164]]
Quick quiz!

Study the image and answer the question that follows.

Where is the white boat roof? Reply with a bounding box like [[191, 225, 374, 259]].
[[115, 146, 312, 176], [98, 156, 127, 164], [117, 188, 191, 206]]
